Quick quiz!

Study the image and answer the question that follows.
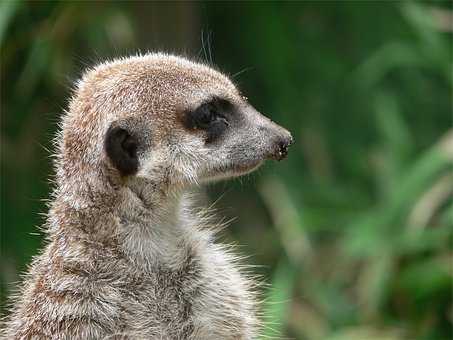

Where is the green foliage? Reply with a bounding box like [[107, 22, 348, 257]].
[[1, 2, 451, 339]]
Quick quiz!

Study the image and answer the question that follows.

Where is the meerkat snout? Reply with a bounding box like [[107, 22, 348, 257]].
[[262, 119, 293, 161]]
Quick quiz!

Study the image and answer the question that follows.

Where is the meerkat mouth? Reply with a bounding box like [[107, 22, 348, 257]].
[[202, 159, 263, 182], [231, 159, 263, 175]]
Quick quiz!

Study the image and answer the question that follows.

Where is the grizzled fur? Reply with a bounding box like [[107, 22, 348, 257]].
[[2, 54, 292, 339]]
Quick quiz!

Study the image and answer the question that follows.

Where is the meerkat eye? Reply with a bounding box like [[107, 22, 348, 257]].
[[182, 97, 232, 144], [192, 102, 218, 129]]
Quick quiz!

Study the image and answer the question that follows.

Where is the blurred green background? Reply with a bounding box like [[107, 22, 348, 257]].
[[1, 1, 452, 339]]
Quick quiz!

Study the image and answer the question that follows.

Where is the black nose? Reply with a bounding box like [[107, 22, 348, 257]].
[[275, 134, 294, 161]]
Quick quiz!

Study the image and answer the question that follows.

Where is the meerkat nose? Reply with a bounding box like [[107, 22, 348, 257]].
[[275, 133, 293, 161]]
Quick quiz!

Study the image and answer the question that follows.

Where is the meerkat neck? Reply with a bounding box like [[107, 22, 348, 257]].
[[117, 177, 194, 269], [50, 171, 193, 270]]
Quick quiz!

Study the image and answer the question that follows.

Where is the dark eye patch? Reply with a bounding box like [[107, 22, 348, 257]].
[[183, 96, 233, 143], [189, 101, 217, 130]]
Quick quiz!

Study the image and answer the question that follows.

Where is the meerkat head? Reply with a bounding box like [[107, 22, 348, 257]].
[[60, 53, 292, 195]]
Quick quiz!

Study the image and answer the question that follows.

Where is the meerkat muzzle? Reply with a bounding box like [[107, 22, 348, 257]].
[[251, 108, 293, 162]]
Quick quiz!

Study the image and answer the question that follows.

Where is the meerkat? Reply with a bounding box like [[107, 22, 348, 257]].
[[2, 53, 293, 340]]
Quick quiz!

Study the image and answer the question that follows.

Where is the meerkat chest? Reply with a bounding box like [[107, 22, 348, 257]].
[[120, 245, 256, 340], [120, 267, 197, 339]]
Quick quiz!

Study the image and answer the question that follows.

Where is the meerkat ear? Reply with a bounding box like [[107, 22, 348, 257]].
[[104, 125, 139, 176]]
